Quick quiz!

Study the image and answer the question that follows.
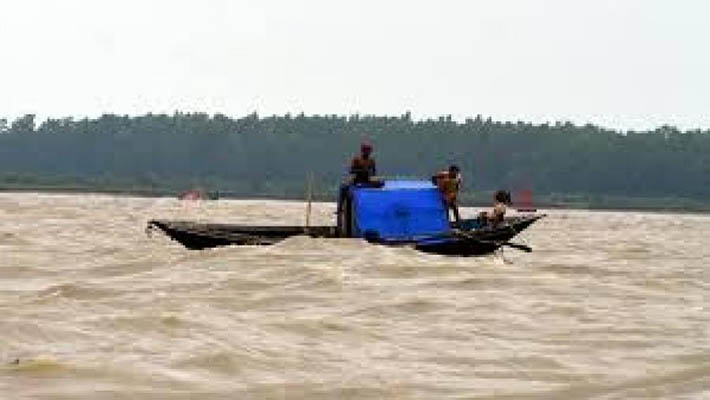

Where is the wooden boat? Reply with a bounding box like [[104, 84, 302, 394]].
[[148, 180, 545, 256], [148, 215, 542, 255]]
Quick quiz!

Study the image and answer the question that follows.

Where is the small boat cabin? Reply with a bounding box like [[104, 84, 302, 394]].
[[337, 180, 451, 241]]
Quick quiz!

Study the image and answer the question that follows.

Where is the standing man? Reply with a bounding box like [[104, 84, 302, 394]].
[[433, 165, 462, 224]]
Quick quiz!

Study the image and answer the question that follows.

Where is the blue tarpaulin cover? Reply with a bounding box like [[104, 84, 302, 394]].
[[352, 180, 450, 240]]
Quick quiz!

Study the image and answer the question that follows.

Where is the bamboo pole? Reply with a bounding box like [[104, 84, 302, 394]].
[[305, 172, 314, 230]]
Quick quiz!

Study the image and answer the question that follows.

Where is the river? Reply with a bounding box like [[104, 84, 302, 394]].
[[0, 193, 708, 399]]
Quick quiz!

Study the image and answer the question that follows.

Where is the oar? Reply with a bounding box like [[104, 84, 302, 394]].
[[495, 241, 532, 252], [453, 231, 532, 252]]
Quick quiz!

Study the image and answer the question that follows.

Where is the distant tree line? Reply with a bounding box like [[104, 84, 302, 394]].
[[1, 112, 709, 207]]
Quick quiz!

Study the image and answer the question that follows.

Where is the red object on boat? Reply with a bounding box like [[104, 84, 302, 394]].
[[178, 189, 203, 201], [516, 188, 537, 212]]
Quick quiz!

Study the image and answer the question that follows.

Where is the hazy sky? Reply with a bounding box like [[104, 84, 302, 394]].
[[1, 0, 708, 130]]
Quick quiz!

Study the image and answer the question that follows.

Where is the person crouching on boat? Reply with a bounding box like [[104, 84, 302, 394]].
[[479, 190, 511, 226], [350, 142, 377, 184], [433, 165, 462, 224], [338, 141, 381, 219]]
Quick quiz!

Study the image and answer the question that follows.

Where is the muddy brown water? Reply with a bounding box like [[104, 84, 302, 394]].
[[0, 193, 708, 399]]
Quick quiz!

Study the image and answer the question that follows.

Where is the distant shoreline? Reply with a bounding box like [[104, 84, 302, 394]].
[[2, 112, 708, 218], [2, 185, 709, 215]]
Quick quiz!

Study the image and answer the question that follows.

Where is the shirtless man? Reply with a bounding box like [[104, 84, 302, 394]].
[[433, 165, 462, 223]]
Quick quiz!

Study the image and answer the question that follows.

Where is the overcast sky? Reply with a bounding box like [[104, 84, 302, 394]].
[[1, 0, 708, 130]]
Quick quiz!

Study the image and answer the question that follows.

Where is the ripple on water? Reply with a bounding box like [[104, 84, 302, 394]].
[[31, 282, 120, 301]]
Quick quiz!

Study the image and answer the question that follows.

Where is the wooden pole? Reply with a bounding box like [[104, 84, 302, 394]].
[[306, 172, 314, 230]]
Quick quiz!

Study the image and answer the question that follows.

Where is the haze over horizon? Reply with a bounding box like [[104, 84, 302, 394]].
[[1, 0, 708, 131]]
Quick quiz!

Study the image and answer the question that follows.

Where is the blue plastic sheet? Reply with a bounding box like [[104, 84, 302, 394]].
[[352, 180, 450, 240]]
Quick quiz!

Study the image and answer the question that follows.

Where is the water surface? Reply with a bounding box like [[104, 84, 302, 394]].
[[1, 193, 708, 399]]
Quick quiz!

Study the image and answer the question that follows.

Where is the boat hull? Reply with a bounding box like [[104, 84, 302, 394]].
[[415, 215, 543, 256], [147, 220, 337, 250], [147, 215, 544, 256]]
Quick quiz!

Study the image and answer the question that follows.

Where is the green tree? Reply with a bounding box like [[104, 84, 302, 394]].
[[10, 114, 36, 134]]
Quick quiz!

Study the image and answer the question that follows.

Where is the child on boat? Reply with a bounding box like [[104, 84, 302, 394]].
[[479, 190, 511, 226]]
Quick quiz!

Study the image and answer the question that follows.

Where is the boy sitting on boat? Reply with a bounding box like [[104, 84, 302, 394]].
[[479, 190, 512, 226]]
